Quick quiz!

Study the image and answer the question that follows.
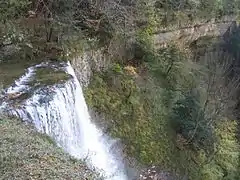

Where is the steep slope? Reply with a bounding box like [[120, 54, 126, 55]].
[[84, 23, 240, 180], [0, 117, 99, 180]]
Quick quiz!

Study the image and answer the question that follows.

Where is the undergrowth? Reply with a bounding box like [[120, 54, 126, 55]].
[[198, 120, 240, 180], [84, 44, 199, 176], [85, 64, 178, 168], [85, 38, 240, 179]]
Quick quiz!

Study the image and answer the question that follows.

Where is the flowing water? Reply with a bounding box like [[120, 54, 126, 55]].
[[2, 62, 127, 180]]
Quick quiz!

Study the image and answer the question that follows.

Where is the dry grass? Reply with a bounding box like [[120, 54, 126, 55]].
[[0, 117, 100, 180]]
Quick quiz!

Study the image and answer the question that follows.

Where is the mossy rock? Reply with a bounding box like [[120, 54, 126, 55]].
[[29, 67, 71, 87]]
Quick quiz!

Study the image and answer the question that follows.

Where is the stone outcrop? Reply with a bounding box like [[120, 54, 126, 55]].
[[71, 48, 111, 87], [71, 16, 237, 85], [153, 16, 237, 48]]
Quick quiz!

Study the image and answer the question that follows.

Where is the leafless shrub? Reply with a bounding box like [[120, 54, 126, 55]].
[[198, 51, 240, 122]]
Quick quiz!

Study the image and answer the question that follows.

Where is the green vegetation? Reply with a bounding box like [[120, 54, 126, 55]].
[[85, 30, 240, 179], [0, 117, 101, 180], [0, 0, 31, 21], [199, 120, 240, 180], [85, 45, 193, 174], [137, 0, 240, 33], [171, 91, 215, 153], [85, 66, 176, 166]]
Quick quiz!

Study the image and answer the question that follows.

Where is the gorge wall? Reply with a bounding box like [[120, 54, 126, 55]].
[[71, 16, 238, 87], [74, 16, 240, 180]]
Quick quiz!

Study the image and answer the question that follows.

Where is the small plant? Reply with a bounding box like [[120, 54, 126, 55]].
[[111, 63, 123, 73]]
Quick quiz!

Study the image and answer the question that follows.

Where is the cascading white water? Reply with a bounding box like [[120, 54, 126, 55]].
[[4, 62, 127, 180]]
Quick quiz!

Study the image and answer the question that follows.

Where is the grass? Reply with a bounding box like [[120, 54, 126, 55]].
[[0, 117, 101, 180]]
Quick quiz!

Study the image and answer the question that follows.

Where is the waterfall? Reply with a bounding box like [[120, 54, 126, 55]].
[[3, 62, 127, 180]]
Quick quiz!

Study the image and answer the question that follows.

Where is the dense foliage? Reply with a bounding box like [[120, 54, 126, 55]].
[[85, 19, 240, 179], [1, 0, 240, 61], [171, 91, 215, 153]]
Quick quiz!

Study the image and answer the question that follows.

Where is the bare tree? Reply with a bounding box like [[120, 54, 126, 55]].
[[198, 51, 240, 122]]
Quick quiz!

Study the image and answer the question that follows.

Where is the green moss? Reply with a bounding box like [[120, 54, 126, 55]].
[[0, 117, 101, 180], [0, 59, 30, 89], [30, 67, 71, 86]]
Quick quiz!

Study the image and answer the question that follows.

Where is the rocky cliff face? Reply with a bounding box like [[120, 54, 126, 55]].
[[70, 16, 239, 180], [71, 49, 111, 87], [153, 15, 237, 48], [71, 16, 237, 86]]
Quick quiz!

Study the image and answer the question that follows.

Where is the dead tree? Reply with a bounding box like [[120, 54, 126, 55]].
[[199, 51, 240, 123]]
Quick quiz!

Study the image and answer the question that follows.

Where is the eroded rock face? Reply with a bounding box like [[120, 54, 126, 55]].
[[71, 16, 237, 87], [153, 16, 237, 49], [71, 49, 111, 87]]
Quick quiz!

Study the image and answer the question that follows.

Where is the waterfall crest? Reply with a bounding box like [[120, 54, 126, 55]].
[[3, 62, 127, 180]]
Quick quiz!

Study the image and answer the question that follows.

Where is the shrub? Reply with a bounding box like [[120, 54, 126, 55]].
[[199, 120, 240, 180], [171, 90, 215, 153], [0, 0, 31, 21]]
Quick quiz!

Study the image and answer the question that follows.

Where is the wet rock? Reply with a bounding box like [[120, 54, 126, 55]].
[[1, 61, 72, 110], [139, 166, 178, 180], [7, 92, 22, 100], [71, 48, 111, 87]]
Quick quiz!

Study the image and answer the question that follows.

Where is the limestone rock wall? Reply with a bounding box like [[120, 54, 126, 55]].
[[71, 49, 111, 87], [72, 16, 237, 86], [153, 16, 237, 48]]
